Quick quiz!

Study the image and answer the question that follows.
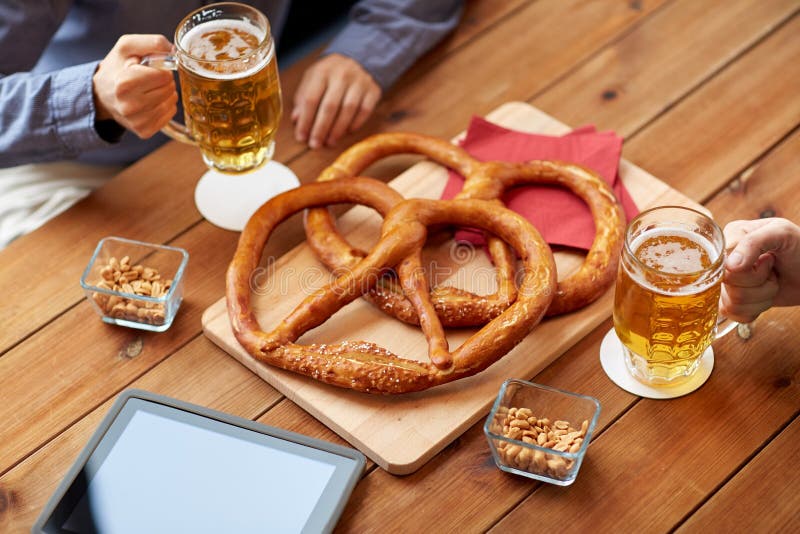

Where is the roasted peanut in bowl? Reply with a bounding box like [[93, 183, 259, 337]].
[[484, 379, 600, 486], [80, 237, 189, 332]]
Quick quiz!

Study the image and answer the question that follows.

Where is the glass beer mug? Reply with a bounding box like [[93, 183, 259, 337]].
[[612, 205, 736, 386], [143, 2, 298, 230]]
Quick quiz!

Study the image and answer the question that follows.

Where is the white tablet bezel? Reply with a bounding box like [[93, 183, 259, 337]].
[[33, 389, 365, 533]]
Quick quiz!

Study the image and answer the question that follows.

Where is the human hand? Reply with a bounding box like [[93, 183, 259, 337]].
[[291, 53, 382, 149], [92, 35, 178, 139], [721, 217, 800, 322]]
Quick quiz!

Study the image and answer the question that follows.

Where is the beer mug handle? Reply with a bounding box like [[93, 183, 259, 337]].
[[140, 54, 195, 146], [716, 315, 740, 339]]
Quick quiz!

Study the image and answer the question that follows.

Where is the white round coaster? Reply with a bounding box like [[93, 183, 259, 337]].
[[599, 328, 714, 399], [194, 160, 300, 231]]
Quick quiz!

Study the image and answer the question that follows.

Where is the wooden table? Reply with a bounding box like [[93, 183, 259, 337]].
[[1, 1, 798, 531]]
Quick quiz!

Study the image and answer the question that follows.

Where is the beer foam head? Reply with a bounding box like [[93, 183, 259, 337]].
[[634, 229, 716, 273], [180, 19, 270, 79], [629, 227, 721, 295]]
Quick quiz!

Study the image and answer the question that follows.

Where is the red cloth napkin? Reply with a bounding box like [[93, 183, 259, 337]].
[[440, 116, 639, 250]]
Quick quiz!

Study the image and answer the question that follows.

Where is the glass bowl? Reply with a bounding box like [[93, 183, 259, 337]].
[[80, 237, 189, 332], [484, 379, 601, 486]]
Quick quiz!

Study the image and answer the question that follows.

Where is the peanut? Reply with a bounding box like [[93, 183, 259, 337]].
[[533, 450, 547, 470], [507, 426, 523, 440], [516, 448, 532, 470], [509, 419, 531, 430], [100, 266, 114, 281], [494, 405, 590, 480], [151, 281, 163, 297], [91, 257, 171, 325], [517, 408, 533, 419]]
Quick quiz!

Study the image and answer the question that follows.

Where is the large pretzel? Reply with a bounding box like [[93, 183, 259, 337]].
[[227, 177, 557, 394], [304, 132, 625, 324]]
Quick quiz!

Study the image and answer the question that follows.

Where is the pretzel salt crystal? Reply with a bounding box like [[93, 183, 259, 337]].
[[227, 177, 557, 394], [304, 132, 625, 324]]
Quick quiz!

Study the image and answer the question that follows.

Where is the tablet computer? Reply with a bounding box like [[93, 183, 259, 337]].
[[33, 389, 365, 534]]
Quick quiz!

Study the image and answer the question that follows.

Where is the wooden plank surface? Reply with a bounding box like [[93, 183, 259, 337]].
[[0, 224, 241, 475], [491, 305, 800, 531], [201, 101, 702, 474], [676, 417, 800, 532], [0, 0, 555, 478], [331, 6, 800, 531], [277, 0, 669, 185], [333, 124, 800, 533], [623, 12, 800, 202], [0, 0, 532, 355], [534, 0, 798, 136], [1, 1, 798, 532], [0, 345, 281, 531]]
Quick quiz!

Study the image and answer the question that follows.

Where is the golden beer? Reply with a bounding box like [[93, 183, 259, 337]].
[[613, 207, 725, 384], [176, 11, 281, 173]]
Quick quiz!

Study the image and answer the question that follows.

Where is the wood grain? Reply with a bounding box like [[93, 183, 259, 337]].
[[0, 140, 205, 353], [489, 101, 800, 533], [0, 342, 280, 531], [710, 129, 800, 226], [272, 0, 529, 157], [676, 417, 800, 532], [201, 102, 701, 473], [0, 3, 554, 477], [336, 33, 800, 529], [279, 0, 669, 188], [0, 223, 240, 474], [335, 126, 800, 531], [623, 13, 800, 203], [0, 0, 671, 480], [335, 321, 636, 533], [534, 0, 798, 135], [1, 1, 798, 531], [492, 306, 800, 532], [0, 0, 663, 359]]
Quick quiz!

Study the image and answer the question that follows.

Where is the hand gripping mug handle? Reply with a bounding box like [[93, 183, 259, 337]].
[[140, 53, 195, 145]]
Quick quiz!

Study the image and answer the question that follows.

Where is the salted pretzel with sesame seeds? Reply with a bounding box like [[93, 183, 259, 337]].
[[303, 132, 626, 325], [226, 177, 557, 394]]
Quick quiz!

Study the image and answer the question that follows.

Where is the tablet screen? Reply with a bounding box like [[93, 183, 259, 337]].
[[39, 394, 363, 534]]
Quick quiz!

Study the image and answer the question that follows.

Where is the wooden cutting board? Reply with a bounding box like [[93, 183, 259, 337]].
[[202, 102, 703, 474]]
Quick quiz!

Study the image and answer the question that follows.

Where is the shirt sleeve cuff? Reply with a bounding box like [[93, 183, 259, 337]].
[[323, 23, 416, 91], [50, 61, 118, 156]]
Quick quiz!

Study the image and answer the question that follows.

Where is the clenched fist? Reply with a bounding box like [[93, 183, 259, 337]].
[[721, 217, 800, 322], [93, 34, 178, 139]]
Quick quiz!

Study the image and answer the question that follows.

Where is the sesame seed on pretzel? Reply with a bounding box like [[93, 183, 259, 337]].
[[226, 177, 556, 394], [304, 132, 625, 325]]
